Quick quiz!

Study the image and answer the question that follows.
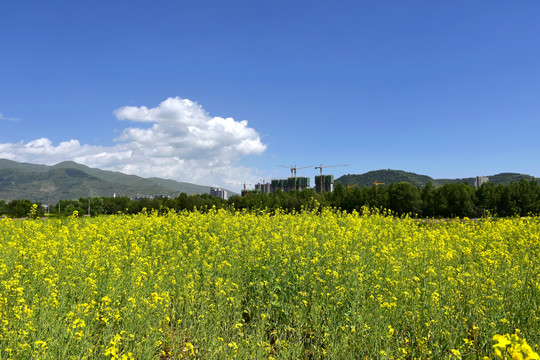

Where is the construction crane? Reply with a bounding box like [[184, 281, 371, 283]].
[[241, 181, 253, 196], [373, 180, 385, 187], [347, 183, 358, 190], [277, 165, 313, 190], [314, 164, 350, 193], [241, 181, 252, 192], [225, 181, 252, 196]]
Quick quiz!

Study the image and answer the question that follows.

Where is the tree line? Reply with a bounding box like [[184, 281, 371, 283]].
[[1, 179, 539, 218]]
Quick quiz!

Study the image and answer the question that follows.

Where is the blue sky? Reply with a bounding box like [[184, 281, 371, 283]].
[[1, 1, 539, 189]]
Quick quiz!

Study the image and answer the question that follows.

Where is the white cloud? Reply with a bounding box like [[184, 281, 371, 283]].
[[0, 113, 21, 122], [0, 97, 267, 187]]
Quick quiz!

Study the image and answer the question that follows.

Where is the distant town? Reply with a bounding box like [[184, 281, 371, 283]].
[[209, 174, 491, 201]]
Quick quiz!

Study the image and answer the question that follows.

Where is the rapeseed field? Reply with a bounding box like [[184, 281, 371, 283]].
[[0, 208, 538, 359]]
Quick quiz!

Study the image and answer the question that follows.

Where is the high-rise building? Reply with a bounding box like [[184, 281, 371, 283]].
[[255, 182, 272, 194], [264, 177, 311, 193], [474, 176, 489, 189], [210, 187, 228, 200], [315, 175, 334, 193]]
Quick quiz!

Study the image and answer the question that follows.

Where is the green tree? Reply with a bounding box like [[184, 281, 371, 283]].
[[437, 183, 476, 218], [421, 182, 437, 217], [512, 179, 540, 215], [330, 183, 346, 207], [344, 186, 366, 212], [476, 182, 497, 216], [387, 182, 422, 215], [0, 200, 7, 216], [6, 199, 35, 218]]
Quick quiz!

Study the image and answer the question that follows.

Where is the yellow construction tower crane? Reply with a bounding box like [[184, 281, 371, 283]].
[[277, 164, 313, 190], [314, 164, 350, 193], [373, 180, 385, 187]]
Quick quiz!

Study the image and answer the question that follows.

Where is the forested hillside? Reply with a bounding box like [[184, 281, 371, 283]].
[[336, 169, 536, 188], [0, 159, 217, 202]]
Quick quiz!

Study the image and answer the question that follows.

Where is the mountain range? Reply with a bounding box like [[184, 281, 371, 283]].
[[0, 159, 218, 203], [335, 169, 537, 188], [0, 159, 537, 203]]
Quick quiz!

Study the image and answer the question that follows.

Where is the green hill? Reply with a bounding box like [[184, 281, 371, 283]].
[[0, 159, 220, 203], [335, 170, 537, 188], [336, 170, 439, 188], [482, 172, 536, 185]]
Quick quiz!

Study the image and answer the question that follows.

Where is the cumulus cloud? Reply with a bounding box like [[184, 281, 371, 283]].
[[0, 97, 267, 187], [0, 113, 21, 122]]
